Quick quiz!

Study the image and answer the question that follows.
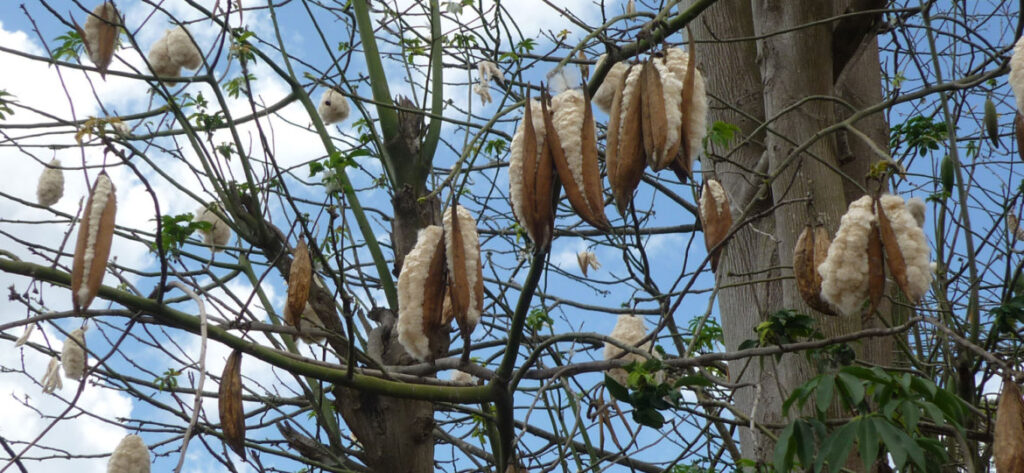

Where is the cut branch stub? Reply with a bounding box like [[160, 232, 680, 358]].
[[793, 225, 837, 316], [71, 171, 116, 313], [874, 197, 912, 301], [285, 238, 312, 329], [698, 179, 732, 272], [219, 349, 246, 459]]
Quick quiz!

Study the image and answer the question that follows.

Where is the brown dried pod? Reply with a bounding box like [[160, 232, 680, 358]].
[[608, 65, 647, 215], [285, 238, 312, 327], [71, 171, 116, 313], [794, 226, 837, 316], [640, 60, 669, 170], [219, 349, 246, 459], [995, 378, 1024, 473], [443, 205, 483, 338], [546, 89, 610, 230], [698, 179, 732, 272], [74, 2, 119, 78], [397, 226, 448, 361], [666, 32, 706, 182], [867, 221, 885, 314], [1016, 112, 1024, 163], [509, 96, 558, 250], [875, 197, 911, 299]]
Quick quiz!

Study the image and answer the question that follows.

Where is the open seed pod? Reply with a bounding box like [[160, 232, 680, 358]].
[[698, 179, 732, 272], [793, 225, 837, 315], [995, 378, 1024, 473], [397, 226, 448, 361], [71, 171, 117, 313], [285, 238, 312, 328], [1011, 34, 1024, 113], [219, 349, 246, 459], [75, 2, 119, 78], [662, 43, 708, 182], [443, 205, 483, 339], [603, 314, 659, 386], [148, 27, 202, 78], [107, 435, 151, 473], [36, 158, 64, 207], [606, 64, 646, 215], [195, 205, 231, 250], [545, 89, 610, 230], [875, 195, 932, 304], [639, 57, 683, 172], [61, 327, 88, 380], [591, 56, 627, 114], [818, 195, 875, 316], [509, 96, 558, 250]]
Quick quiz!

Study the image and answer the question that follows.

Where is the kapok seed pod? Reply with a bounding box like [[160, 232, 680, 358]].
[[866, 221, 885, 315], [664, 36, 707, 182], [318, 88, 350, 124], [877, 194, 933, 303], [75, 2, 119, 78], [995, 378, 1024, 473], [285, 238, 312, 328], [195, 205, 232, 250], [986, 96, 1001, 148], [1016, 113, 1024, 163], [1010, 34, 1024, 112], [61, 327, 87, 380], [509, 97, 557, 250], [640, 60, 669, 170], [609, 65, 647, 216], [603, 314, 656, 386], [698, 179, 732, 272], [397, 226, 447, 361], [793, 226, 837, 316], [547, 89, 610, 230], [107, 434, 151, 473], [219, 349, 246, 459], [71, 172, 116, 313], [591, 57, 627, 114], [443, 205, 483, 337], [577, 250, 600, 277], [37, 158, 65, 207], [940, 155, 955, 194]]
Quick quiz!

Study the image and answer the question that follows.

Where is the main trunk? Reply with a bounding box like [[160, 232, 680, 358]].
[[690, 0, 892, 465]]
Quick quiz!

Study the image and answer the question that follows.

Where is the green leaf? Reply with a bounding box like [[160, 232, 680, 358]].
[[633, 408, 665, 429], [604, 375, 630, 402], [674, 375, 713, 388], [836, 371, 865, 407], [816, 374, 835, 414], [795, 419, 816, 469], [773, 422, 797, 473], [822, 421, 857, 473], [857, 416, 879, 473]]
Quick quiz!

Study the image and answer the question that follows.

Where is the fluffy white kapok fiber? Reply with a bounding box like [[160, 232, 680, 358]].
[[664, 48, 708, 166], [78, 174, 114, 308], [195, 206, 231, 250], [879, 194, 933, 302], [592, 55, 627, 114], [82, 3, 117, 68], [148, 27, 202, 78], [107, 434, 151, 473], [397, 225, 444, 361], [61, 327, 87, 380], [318, 88, 350, 124], [603, 314, 652, 385], [443, 205, 482, 330], [1011, 35, 1024, 112], [818, 195, 875, 316], [37, 158, 64, 207], [551, 89, 596, 208], [508, 99, 547, 227]]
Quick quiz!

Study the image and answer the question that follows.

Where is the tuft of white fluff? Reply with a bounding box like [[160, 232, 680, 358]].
[[397, 225, 444, 361], [284, 304, 325, 344], [473, 82, 492, 105], [147, 27, 202, 78], [577, 250, 601, 276], [617, 65, 643, 141], [603, 314, 652, 385], [664, 48, 708, 165], [818, 195, 875, 316], [651, 58, 684, 156], [41, 355, 63, 393], [79, 174, 115, 307], [36, 159, 64, 207], [700, 179, 728, 215], [1011, 35, 1024, 112], [906, 197, 926, 228], [107, 434, 151, 473], [592, 55, 627, 114], [61, 327, 87, 380], [443, 205, 482, 329], [450, 370, 476, 384], [318, 88, 350, 124], [15, 323, 34, 347], [82, 3, 117, 67], [195, 205, 231, 250], [477, 61, 505, 83], [551, 89, 594, 207], [879, 194, 933, 302], [508, 99, 546, 227]]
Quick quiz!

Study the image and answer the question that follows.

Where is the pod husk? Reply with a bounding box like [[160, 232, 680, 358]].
[[794, 225, 837, 315], [285, 238, 312, 327], [995, 378, 1024, 473], [875, 198, 913, 302], [71, 171, 116, 313], [609, 66, 647, 215], [866, 221, 885, 314], [74, 2, 119, 78], [219, 349, 246, 459], [546, 90, 609, 230], [640, 60, 669, 171]]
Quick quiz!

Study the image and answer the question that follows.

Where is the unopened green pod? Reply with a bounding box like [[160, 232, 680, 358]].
[[940, 155, 955, 194], [984, 96, 1000, 148]]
